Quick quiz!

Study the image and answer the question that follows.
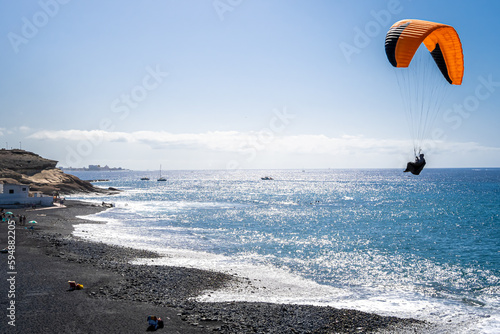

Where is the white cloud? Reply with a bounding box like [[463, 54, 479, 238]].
[[28, 129, 499, 157], [29, 129, 408, 154]]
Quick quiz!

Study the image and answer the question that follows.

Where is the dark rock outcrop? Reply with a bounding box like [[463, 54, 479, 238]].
[[0, 149, 57, 175], [0, 149, 118, 195]]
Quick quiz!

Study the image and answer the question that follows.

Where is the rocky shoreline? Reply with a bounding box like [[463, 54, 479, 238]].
[[0, 200, 433, 333], [0, 149, 119, 195]]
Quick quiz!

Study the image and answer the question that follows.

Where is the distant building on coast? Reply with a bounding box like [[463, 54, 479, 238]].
[[61, 164, 127, 171], [0, 183, 53, 208]]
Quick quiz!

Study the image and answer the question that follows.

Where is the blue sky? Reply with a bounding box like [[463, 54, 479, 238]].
[[1, 0, 499, 170]]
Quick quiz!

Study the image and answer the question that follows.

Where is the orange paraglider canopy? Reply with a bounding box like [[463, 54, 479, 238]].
[[385, 19, 464, 85]]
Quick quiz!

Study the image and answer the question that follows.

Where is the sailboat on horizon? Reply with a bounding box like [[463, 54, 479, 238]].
[[157, 165, 166, 182]]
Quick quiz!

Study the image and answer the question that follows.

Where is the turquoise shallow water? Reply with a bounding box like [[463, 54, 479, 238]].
[[68, 168, 500, 333]]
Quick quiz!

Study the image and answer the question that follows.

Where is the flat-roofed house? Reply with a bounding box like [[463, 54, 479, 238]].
[[0, 183, 53, 207]]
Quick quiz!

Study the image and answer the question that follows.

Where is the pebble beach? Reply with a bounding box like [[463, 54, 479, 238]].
[[0, 200, 428, 333]]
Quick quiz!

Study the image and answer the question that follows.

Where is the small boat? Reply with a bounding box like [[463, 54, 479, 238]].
[[261, 176, 273, 180], [140, 177, 150, 181], [157, 165, 166, 182]]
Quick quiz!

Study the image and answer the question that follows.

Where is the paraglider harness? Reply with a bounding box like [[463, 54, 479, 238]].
[[404, 150, 426, 175]]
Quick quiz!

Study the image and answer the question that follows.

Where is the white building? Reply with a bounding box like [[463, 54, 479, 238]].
[[0, 183, 53, 207]]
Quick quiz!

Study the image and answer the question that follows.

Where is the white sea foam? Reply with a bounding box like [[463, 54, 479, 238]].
[[69, 169, 500, 333], [72, 214, 496, 333]]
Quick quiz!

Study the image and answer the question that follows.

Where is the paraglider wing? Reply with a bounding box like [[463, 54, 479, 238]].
[[385, 19, 464, 85], [385, 19, 464, 175]]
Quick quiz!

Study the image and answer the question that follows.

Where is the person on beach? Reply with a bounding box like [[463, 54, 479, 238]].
[[147, 316, 163, 331]]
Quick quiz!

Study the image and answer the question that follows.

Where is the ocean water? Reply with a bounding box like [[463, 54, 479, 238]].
[[67, 169, 500, 333]]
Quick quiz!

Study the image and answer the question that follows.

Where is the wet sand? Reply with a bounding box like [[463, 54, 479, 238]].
[[0, 200, 430, 333]]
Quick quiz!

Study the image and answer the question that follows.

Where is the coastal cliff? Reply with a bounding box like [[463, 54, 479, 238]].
[[0, 149, 115, 195]]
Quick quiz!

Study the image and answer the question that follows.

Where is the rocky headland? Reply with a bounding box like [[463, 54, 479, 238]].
[[0, 149, 117, 195]]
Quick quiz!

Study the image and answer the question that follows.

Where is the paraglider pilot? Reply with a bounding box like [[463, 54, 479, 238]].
[[404, 153, 426, 175]]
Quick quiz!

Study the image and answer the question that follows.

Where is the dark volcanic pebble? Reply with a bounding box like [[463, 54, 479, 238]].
[[0, 200, 432, 333]]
